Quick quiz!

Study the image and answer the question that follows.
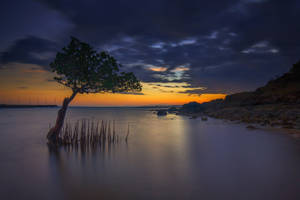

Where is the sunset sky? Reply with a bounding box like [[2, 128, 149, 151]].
[[1, 0, 299, 106]]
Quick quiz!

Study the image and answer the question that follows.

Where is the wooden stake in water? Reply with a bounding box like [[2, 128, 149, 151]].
[[125, 123, 130, 142], [113, 120, 116, 143]]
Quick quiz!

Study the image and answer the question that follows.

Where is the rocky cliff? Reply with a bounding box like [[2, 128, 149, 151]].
[[179, 61, 300, 130]]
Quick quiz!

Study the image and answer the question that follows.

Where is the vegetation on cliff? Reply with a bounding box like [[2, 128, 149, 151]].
[[180, 61, 300, 130]]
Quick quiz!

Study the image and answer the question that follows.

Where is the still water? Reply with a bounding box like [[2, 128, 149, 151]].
[[0, 107, 299, 200]]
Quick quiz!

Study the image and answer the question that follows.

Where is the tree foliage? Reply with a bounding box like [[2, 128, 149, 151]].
[[50, 37, 142, 94]]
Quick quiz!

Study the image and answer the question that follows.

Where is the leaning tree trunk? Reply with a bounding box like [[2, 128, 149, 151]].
[[47, 90, 78, 144]]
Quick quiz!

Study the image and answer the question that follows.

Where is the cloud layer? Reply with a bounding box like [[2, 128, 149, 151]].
[[1, 0, 300, 95]]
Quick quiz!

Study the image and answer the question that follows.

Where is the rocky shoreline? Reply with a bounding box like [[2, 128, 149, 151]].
[[175, 105, 300, 138], [204, 104, 300, 130], [154, 104, 300, 137], [176, 61, 300, 136]]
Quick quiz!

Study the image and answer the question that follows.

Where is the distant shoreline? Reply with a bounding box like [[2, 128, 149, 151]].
[[0, 104, 180, 109], [0, 104, 58, 108]]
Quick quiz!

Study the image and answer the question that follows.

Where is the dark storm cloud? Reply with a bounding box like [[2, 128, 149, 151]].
[[227, 0, 300, 57], [36, 0, 237, 42], [0, 0, 73, 51], [1, 0, 300, 94], [0, 36, 58, 69]]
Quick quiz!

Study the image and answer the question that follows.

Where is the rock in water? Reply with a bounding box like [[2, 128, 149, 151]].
[[246, 125, 257, 129], [201, 116, 208, 121], [157, 110, 167, 116]]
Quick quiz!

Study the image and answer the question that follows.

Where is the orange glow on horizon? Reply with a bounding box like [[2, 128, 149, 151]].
[[0, 87, 226, 106], [0, 63, 226, 106]]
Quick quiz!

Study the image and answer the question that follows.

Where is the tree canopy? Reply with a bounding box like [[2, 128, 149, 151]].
[[50, 37, 142, 94]]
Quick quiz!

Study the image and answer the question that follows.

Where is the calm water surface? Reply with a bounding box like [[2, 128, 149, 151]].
[[0, 107, 299, 200]]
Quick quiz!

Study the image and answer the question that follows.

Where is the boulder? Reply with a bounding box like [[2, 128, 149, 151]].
[[157, 110, 167, 116]]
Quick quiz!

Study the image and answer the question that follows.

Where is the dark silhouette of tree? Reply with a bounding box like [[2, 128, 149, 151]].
[[47, 37, 142, 144]]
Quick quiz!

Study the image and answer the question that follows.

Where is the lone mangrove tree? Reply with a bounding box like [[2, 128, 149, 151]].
[[47, 37, 142, 144]]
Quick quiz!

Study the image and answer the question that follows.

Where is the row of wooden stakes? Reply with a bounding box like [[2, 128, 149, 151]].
[[55, 119, 130, 146]]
